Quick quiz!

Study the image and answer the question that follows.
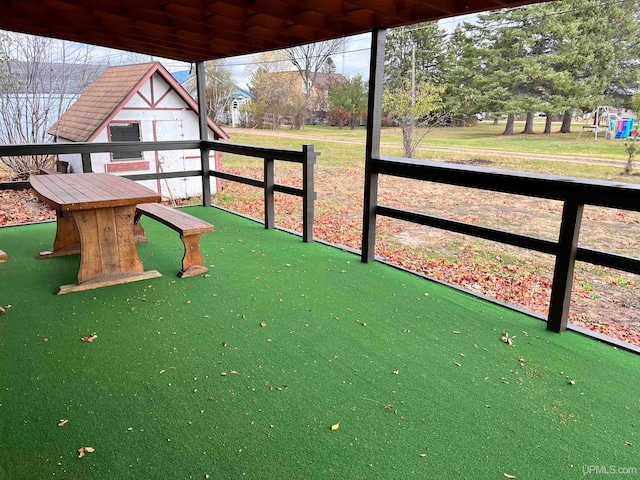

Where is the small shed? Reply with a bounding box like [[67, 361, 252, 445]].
[[48, 62, 228, 201]]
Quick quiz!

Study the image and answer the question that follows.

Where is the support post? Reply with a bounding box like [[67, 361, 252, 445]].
[[547, 199, 584, 332], [302, 144, 316, 243], [196, 61, 211, 207], [81, 153, 92, 173], [361, 28, 386, 262], [264, 158, 275, 230]]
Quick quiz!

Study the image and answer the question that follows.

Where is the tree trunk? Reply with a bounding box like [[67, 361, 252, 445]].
[[503, 114, 515, 135], [402, 123, 414, 158], [560, 110, 572, 133], [522, 112, 535, 134], [543, 115, 553, 134]]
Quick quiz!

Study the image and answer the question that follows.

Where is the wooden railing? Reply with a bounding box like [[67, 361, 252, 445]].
[[0, 139, 317, 242], [362, 156, 640, 334]]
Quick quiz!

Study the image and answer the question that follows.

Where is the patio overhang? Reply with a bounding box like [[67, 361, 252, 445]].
[[0, 0, 549, 63]]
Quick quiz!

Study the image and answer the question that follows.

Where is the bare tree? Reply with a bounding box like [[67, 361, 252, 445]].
[[244, 51, 302, 129], [284, 40, 348, 94], [201, 60, 235, 125], [0, 32, 106, 178]]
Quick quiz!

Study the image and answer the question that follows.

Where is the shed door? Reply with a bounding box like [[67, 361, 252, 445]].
[[153, 120, 187, 199]]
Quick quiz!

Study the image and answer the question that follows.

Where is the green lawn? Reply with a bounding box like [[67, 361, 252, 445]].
[[229, 121, 631, 162], [225, 123, 635, 183]]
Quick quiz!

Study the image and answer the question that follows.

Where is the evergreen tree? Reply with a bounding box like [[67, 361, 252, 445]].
[[384, 22, 449, 92], [328, 75, 368, 129]]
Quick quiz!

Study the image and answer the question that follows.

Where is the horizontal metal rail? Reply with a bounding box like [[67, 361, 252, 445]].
[[364, 156, 640, 335], [374, 156, 640, 211], [0, 140, 200, 156]]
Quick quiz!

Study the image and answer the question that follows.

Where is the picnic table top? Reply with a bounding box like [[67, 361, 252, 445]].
[[30, 173, 160, 212]]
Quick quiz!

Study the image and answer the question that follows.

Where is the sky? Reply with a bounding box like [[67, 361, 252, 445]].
[[221, 14, 475, 90]]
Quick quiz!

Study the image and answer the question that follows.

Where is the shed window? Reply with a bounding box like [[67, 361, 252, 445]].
[[109, 123, 142, 160]]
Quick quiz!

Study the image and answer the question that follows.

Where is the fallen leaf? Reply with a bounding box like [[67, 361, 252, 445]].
[[501, 332, 514, 345], [419, 453, 427, 457], [454, 362, 461, 367], [230, 370, 238, 375], [393, 370, 399, 375], [260, 321, 267, 327], [81, 333, 98, 343], [58, 419, 68, 427], [385, 403, 393, 412], [77, 446, 94, 458], [504, 474, 516, 479], [330, 422, 340, 431]]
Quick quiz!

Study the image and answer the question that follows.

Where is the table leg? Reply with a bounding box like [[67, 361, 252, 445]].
[[57, 205, 161, 294], [38, 211, 81, 258]]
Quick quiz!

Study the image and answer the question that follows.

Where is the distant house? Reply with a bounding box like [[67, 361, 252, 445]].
[[229, 87, 255, 127], [48, 62, 228, 200], [0, 60, 107, 144], [175, 70, 252, 127], [308, 72, 347, 123]]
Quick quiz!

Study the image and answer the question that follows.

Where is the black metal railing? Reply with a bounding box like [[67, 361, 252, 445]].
[[362, 156, 640, 334], [0, 139, 317, 241]]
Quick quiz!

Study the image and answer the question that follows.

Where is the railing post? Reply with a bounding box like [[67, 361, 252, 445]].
[[547, 199, 584, 332], [264, 158, 275, 230], [81, 153, 92, 173], [302, 144, 316, 242], [362, 28, 386, 262], [196, 61, 211, 207]]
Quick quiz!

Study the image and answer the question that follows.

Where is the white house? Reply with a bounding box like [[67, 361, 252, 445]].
[[48, 62, 228, 201]]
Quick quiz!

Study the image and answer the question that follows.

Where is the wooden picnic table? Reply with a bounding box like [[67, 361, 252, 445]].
[[30, 173, 162, 294]]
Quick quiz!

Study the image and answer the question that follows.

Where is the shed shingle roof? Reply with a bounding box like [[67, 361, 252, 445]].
[[48, 62, 228, 142]]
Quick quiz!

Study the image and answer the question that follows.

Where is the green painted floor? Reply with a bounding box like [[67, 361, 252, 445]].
[[1, 207, 638, 479]]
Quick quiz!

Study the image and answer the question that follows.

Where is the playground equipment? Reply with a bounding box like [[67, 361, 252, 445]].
[[577, 106, 635, 140], [610, 117, 634, 139]]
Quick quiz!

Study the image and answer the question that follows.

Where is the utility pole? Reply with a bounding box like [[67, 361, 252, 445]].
[[411, 42, 416, 107]]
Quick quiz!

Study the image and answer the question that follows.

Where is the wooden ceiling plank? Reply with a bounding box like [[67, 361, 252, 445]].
[[46, 0, 294, 48], [0, 0, 554, 62]]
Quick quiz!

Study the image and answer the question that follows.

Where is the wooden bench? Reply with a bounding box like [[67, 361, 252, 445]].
[[134, 203, 213, 278], [39, 160, 69, 175]]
